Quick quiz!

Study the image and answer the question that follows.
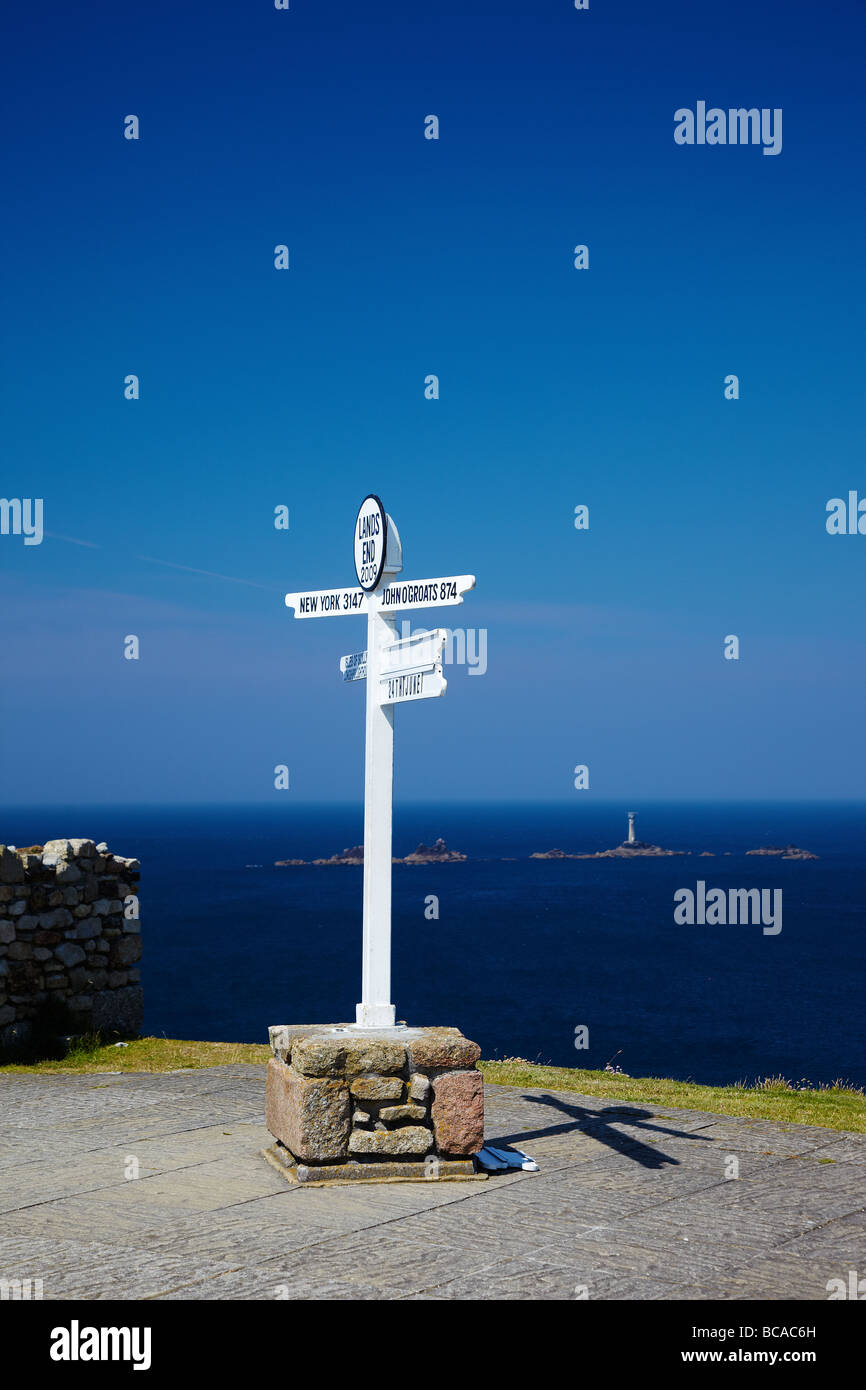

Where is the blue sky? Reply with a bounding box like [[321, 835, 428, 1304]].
[[2, 0, 864, 804]]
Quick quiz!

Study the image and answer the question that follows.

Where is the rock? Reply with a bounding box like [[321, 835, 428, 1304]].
[[348, 1126, 432, 1156], [276, 842, 490, 867], [352, 1108, 371, 1125], [288, 1156, 479, 1185], [73, 919, 102, 940], [9, 900, 27, 917], [54, 942, 86, 967], [379, 1103, 427, 1124], [109, 856, 140, 873], [68, 840, 96, 857], [55, 862, 82, 884], [312, 845, 365, 865], [267, 1025, 321, 1061], [44, 839, 96, 861], [38, 909, 73, 931], [407, 1028, 481, 1071], [401, 838, 466, 864], [349, 1075, 405, 1102], [108, 935, 142, 968], [42, 839, 75, 858], [0, 848, 26, 884], [291, 1033, 406, 1078], [265, 1059, 350, 1162], [430, 1069, 485, 1155], [343, 1038, 406, 1077], [0, 922, 13, 945], [532, 841, 683, 859], [409, 1073, 430, 1102], [746, 845, 818, 860], [289, 1037, 347, 1076], [91, 899, 113, 916], [6, 960, 40, 990]]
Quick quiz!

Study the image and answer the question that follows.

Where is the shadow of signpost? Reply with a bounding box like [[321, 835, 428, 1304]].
[[491, 1092, 715, 1170]]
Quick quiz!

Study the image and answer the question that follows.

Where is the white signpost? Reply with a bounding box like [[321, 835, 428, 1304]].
[[284, 496, 475, 1029]]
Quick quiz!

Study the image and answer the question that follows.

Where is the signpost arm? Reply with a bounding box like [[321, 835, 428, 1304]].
[[357, 598, 398, 1027]]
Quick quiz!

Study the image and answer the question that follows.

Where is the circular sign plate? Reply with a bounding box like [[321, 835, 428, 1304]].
[[353, 494, 388, 591]]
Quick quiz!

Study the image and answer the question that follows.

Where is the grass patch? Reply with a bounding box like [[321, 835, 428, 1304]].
[[0, 1036, 271, 1075], [480, 1059, 866, 1133], [1, 1039, 863, 1133]]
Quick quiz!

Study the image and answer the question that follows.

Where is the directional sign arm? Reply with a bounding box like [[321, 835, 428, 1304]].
[[340, 651, 368, 681], [378, 667, 447, 705], [377, 575, 475, 612], [285, 586, 366, 618]]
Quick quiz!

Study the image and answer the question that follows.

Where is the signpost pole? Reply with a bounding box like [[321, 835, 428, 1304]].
[[357, 597, 398, 1028]]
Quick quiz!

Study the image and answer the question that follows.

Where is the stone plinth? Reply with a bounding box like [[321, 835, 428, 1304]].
[[264, 1023, 486, 1184]]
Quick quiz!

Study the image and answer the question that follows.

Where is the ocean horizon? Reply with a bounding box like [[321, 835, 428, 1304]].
[[4, 800, 864, 1090]]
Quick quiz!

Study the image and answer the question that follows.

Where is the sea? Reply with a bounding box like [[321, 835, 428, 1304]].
[[6, 802, 864, 1089]]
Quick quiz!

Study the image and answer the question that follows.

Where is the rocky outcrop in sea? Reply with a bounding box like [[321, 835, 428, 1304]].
[[531, 841, 682, 859], [746, 845, 819, 860], [275, 838, 467, 867], [402, 839, 467, 864]]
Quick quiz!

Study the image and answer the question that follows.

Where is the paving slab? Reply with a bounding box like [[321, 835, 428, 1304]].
[[0, 1066, 863, 1301]]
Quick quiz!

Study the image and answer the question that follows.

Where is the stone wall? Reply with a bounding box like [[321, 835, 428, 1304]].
[[265, 1024, 485, 1183], [0, 838, 142, 1051]]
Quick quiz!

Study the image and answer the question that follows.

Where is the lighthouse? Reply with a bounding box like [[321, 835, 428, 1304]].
[[627, 812, 636, 844]]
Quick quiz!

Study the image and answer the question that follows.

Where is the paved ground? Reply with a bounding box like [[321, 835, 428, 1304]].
[[0, 1065, 863, 1300]]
